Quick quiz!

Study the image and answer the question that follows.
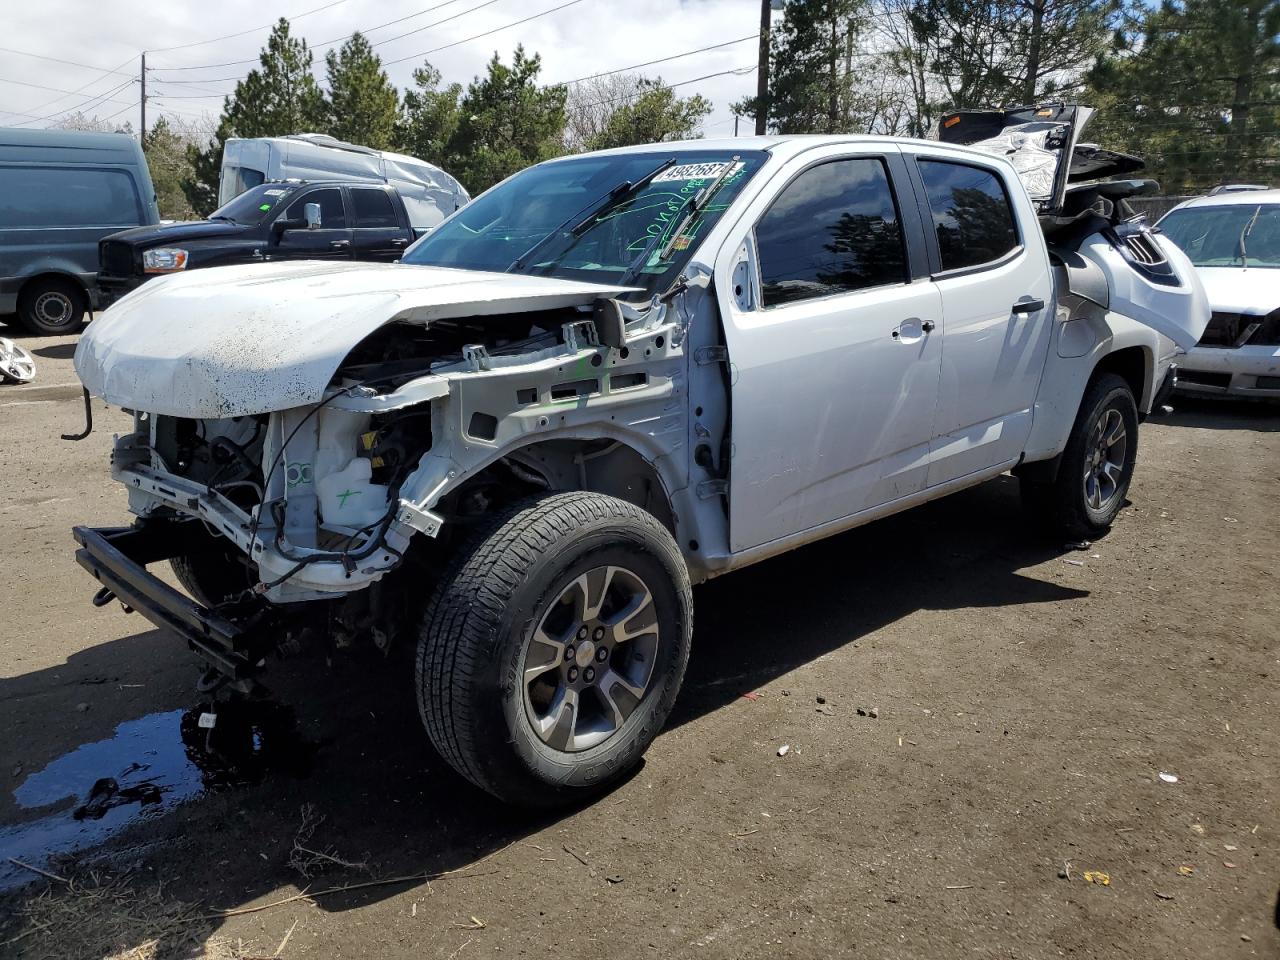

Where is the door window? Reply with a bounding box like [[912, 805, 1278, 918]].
[[917, 160, 1019, 272], [352, 188, 399, 228], [755, 158, 907, 307], [284, 188, 347, 228], [0, 167, 141, 228]]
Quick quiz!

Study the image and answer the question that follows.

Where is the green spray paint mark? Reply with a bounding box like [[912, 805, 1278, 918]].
[[336, 488, 360, 507]]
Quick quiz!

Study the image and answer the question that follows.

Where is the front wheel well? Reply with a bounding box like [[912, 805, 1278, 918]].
[[1092, 346, 1149, 412], [438, 438, 677, 536]]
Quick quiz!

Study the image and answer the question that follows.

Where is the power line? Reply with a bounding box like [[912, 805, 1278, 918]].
[[384, 0, 588, 66], [8, 77, 138, 128], [0, 47, 134, 77], [0, 73, 135, 105], [553, 34, 759, 86], [371, 0, 506, 52], [146, 0, 355, 54], [100, 99, 142, 123], [148, 0, 485, 73], [576, 64, 752, 111], [0, 54, 139, 123]]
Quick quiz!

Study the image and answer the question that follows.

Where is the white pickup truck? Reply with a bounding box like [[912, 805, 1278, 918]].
[[71, 104, 1207, 805]]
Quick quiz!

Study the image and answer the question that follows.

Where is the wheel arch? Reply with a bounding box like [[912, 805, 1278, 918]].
[[17, 268, 93, 305], [429, 433, 680, 537]]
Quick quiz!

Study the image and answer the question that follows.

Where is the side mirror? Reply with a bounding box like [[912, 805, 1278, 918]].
[[304, 203, 322, 229]]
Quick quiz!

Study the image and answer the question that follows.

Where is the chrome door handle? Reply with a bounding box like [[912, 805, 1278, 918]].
[[390, 238, 409, 247], [329, 239, 351, 249], [921, 319, 936, 333]]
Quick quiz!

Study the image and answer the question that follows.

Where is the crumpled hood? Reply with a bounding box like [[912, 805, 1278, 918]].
[[75, 260, 636, 417], [1194, 266, 1280, 315]]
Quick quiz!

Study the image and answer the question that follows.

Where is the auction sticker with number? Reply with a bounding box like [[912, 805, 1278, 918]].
[[652, 161, 744, 183]]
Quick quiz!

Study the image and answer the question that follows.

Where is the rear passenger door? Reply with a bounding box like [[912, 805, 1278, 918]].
[[273, 187, 354, 261], [904, 151, 1055, 486], [348, 186, 411, 261]]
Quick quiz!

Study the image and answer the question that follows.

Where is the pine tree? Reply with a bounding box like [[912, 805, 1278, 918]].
[[444, 47, 568, 194], [394, 62, 463, 163], [183, 19, 327, 215], [324, 32, 399, 148], [735, 0, 870, 134], [1087, 0, 1280, 192]]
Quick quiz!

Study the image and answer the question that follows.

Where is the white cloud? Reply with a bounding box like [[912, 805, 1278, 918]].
[[0, 0, 764, 141]]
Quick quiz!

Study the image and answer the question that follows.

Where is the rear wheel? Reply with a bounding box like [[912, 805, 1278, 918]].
[[1021, 372, 1139, 539], [17, 277, 87, 335], [416, 492, 692, 806]]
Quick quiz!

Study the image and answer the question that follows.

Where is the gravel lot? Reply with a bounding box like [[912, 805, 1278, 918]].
[[1, 322, 1276, 959]]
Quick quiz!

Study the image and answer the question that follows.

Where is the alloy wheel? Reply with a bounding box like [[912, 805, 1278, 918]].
[[522, 564, 660, 753], [1083, 407, 1128, 511]]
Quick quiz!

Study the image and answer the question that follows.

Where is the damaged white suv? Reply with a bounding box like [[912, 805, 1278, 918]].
[[72, 105, 1208, 805]]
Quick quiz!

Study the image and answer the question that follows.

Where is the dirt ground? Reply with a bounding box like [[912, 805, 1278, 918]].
[[0, 323, 1276, 960]]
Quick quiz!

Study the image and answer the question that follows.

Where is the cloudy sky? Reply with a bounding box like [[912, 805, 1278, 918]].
[[0, 0, 764, 142]]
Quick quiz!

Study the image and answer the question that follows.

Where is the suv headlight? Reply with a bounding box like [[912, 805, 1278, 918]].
[[142, 248, 189, 273]]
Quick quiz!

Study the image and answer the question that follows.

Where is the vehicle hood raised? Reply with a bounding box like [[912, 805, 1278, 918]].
[[1193, 266, 1279, 315], [102, 219, 247, 247], [75, 260, 637, 417]]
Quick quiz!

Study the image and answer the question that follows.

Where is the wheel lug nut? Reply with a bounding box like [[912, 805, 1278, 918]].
[[596, 647, 608, 662], [568, 666, 579, 682], [564, 645, 575, 661], [592, 626, 605, 641], [577, 626, 589, 640], [583, 667, 595, 683]]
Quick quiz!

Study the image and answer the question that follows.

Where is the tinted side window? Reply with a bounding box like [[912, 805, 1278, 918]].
[[918, 160, 1019, 271], [756, 158, 907, 307], [0, 167, 141, 228], [285, 188, 347, 228], [352, 189, 399, 228]]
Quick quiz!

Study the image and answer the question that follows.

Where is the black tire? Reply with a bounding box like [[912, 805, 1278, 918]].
[[17, 277, 87, 335], [170, 529, 257, 608], [1021, 372, 1139, 539], [417, 492, 692, 806]]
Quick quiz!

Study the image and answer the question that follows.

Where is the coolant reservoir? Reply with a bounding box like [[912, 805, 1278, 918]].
[[317, 458, 390, 530]]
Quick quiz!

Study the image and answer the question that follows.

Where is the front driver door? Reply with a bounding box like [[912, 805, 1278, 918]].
[[721, 150, 944, 553], [272, 186, 354, 261]]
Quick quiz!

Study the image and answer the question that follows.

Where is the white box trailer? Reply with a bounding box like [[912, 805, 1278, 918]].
[[219, 133, 469, 229]]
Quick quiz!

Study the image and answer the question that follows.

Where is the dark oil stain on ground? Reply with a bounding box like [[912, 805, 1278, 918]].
[[0, 699, 315, 890]]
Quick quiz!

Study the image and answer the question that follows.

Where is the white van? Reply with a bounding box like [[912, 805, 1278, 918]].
[[219, 134, 469, 230]]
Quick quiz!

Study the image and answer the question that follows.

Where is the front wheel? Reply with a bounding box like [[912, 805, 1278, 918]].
[[1021, 372, 1139, 539], [416, 492, 692, 806]]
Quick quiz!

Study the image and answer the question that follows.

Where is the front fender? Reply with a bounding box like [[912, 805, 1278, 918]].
[[1022, 308, 1160, 465]]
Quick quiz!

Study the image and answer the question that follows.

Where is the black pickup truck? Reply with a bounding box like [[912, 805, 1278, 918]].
[[98, 180, 424, 305]]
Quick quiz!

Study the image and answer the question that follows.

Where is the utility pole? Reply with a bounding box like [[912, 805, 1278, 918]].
[[734, 113, 740, 136], [755, 0, 771, 135], [139, 52, 147, 149]]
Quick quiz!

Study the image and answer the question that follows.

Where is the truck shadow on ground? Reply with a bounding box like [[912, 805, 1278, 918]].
[[0, 474, 1087, 949]]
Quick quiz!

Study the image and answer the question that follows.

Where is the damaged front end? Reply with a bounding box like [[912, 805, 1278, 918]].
[[73, 265, 691, 684]]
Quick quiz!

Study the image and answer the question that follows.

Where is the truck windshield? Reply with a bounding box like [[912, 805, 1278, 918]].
[[1159, 204, 1280, 269], [208, 183, 301, 226], [402, 150, 768, 297]]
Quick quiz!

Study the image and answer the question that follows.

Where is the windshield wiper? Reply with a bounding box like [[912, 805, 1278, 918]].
[[618, 156, 740, 287], [506, 156, 676, 274], [1238, 204, 1261, 268]]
